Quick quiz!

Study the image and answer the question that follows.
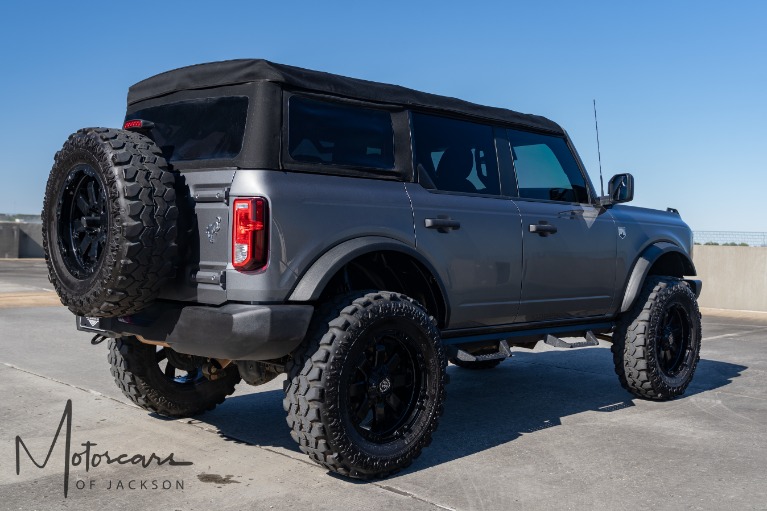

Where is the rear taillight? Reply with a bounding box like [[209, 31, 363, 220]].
[[232, 198, 268, 271]]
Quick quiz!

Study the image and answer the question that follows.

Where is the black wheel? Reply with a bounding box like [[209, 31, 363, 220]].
[[283, 291, 447, 478], [108, 336, 240, 417], [612, 277, 702, 400], [42, 127, 178, 317]]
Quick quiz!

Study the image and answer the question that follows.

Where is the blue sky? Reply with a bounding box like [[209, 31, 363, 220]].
[[1, 1, 765, 231]]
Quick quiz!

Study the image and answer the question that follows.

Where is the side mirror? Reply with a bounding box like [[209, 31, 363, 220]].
[[604, 173, 634, 205]]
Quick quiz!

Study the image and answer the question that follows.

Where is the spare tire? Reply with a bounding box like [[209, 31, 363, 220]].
[[42, 127, 178, 317]]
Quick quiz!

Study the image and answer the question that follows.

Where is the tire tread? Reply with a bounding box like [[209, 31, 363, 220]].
[[283, 291, 447, 478], [612, 276, 701, 400], [42, 128, 179, 317]]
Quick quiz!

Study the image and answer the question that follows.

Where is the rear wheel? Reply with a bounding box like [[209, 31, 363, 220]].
[[108, 336, 240, 417], [612, 277, 701, 400], [283, 291, 447, 478]]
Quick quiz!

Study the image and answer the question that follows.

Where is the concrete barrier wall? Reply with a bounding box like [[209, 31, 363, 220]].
[[0, 222, 44, 258], [0, 223, 20, 258], [693, 245, 767, 312], [18, 223, 44, 257]]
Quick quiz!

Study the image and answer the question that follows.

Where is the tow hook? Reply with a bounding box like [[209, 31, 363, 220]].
[[202, 359, 231, 381], [90, 334, 108, 345]]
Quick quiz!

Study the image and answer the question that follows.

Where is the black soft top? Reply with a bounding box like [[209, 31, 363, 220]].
[[128, 59, 564, 135]]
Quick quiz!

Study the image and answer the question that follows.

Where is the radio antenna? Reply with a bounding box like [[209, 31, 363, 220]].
[[593, 99, 604, 197]]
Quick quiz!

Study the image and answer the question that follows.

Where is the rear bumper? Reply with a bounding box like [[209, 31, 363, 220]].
[[77, 302, 314, 360]]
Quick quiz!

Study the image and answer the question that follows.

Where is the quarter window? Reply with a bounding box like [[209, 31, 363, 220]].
[[126, 96, 249, 162], [412, 113, 500, 195], [507, 129, 589, 203], [288, 96, 395, 169]]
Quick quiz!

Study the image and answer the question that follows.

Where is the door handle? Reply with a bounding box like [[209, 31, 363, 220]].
[[529, 222, 557, 236], [425, 217, 461, 233]]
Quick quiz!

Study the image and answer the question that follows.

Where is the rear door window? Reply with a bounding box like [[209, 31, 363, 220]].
[[287, 96, 395, 170], [411, 112, 500, 195], [126, 96, 249, 162], [506, 129, 590, 203]]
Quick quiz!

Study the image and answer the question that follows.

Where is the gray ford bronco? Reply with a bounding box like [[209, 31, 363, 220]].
[[42, 59, 702, 478]]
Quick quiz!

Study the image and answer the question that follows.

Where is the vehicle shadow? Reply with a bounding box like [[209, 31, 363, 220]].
[[197, 346, 746, 474]]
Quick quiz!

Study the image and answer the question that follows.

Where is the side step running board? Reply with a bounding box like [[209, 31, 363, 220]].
[[450, 340, 511, 363], [543, 331, 600, 349]]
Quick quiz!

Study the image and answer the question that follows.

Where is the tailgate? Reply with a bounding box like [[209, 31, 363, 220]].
[[159, 169, 234, 305]]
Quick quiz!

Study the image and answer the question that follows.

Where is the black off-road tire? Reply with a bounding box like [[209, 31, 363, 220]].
[[108, 336, 240, 417], [612, 276, 702, 400], [283, 291, 447, 478], [42, 127, 178, 318]]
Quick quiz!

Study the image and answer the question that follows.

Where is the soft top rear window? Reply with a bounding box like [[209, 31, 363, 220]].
[[126, 96, 248, 162]]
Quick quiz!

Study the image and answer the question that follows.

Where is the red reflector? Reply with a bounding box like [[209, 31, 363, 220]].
[[232, 198, 268, 271], [123, 120, 143, 129]]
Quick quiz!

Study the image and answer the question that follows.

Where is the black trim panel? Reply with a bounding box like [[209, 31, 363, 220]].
[[77, 301, 313, 360]]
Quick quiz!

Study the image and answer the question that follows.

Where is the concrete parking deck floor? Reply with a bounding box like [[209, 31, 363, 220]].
[[1, 260, 765, 511]]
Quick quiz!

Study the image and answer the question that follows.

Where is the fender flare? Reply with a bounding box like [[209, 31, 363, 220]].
[[619, 242, 697, 313], [288, 236, 450, 312]]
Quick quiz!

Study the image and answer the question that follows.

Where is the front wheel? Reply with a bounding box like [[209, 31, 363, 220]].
[[108, 336, 240, 417], [612, 277, 702, 400], [283, 291, 447, 478]]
